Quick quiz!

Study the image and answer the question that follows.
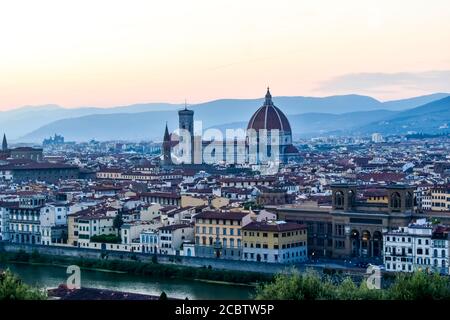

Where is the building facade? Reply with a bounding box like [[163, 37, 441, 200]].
[[242, 221, 307, 263], [194, 211, 248, 260], [383, 221, 450, 274], [277, 184, 415, 259]]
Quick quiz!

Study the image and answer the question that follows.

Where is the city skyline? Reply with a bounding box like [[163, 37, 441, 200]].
[[1, 0, 450, 110]]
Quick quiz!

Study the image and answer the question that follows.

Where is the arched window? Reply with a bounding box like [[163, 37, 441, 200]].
[[348, 190, 356, 207], [390, 192, 401, 210], [335, 191, 344, 208], [406, 192, 413, 208]]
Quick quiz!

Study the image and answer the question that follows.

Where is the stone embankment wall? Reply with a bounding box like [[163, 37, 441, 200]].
[[0, 242, 298, 274]]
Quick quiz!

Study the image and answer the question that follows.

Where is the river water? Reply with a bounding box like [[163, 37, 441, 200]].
[[0, 262, 254, 300]]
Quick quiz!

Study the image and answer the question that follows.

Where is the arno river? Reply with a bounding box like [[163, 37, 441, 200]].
[[0, 262, 254, 300]]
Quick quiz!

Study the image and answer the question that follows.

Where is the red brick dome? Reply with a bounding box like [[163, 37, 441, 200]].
[[247, 88, 292, 132]]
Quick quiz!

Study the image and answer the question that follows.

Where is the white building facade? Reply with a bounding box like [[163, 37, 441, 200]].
[[383, 221, 450, 274]]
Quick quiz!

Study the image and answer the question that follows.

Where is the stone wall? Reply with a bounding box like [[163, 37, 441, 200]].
[[0, 242, 296, 274]]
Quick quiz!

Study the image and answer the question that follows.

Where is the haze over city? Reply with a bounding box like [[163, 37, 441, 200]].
[[1, 0, 450, 110]]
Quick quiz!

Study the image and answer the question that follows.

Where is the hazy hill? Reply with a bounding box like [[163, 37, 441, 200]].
[[16, 93, 450, 142], [357, 96, 450, 135], [381, 93, 449, 111], [0, 103, 182, 139], [209, 110, 397, 136], [21, 111, 178, 142]]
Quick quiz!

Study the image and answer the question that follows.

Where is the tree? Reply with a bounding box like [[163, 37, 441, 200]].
[[90, 234, 121, 243], [113, 213, 124, 233], [159, 291, 168, 300], [255, 269, 335, 300], [255, 269, 450, 300], [388, 271, 450, 300], [0, 269, 47, 300]]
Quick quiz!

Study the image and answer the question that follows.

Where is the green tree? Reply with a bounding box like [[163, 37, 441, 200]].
[[90, 234, 121, 243], [388, 271, 450, 300], [255, 269, 335, 300], [113, 213, 124, 233], [0, 270, 47, 300], [255, 269, 450, 300], [159, 291, 168, 300]]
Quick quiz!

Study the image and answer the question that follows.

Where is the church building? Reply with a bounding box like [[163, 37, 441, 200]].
[[162, 88, 300, 166]]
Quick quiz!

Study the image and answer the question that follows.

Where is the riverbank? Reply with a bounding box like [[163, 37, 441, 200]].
[[0, 250, 273, 286], [0, 261, 256, 300]]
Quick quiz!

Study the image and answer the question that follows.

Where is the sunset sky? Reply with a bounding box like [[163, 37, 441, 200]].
[[0, 0, 449, 110]]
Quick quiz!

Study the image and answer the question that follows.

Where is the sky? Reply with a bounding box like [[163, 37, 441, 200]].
[[0, 0, 449, 110]]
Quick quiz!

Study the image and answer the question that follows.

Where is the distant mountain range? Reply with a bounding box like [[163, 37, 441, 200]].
[[1, 103, 182, 139], [354, 96, 450, 135], [12, 92, 450, 142]]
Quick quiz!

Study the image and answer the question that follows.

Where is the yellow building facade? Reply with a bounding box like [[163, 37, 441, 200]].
[[194, 211, 249, 259], [242, 221, 307, 263]]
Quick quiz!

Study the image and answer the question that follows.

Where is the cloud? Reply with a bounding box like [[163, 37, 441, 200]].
[[316, 70, 450, 95]]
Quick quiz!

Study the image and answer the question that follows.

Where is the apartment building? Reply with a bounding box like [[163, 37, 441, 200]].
[[140, 229, 159, 254], [428, 185, 450, 211], [40, 203, 70, 245], [8, 194, 46, 244], [158, 224, 194, 255], [242, 221, 308, 263], [383, 220, 450, 274], [194, 211, 249, 259], [76, 213, 117, 248]]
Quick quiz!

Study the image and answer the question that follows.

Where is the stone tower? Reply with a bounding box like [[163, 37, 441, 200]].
[[178, 105, 194, 164], [162, 123, 172, 166], [2, 133, 7, 151]]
